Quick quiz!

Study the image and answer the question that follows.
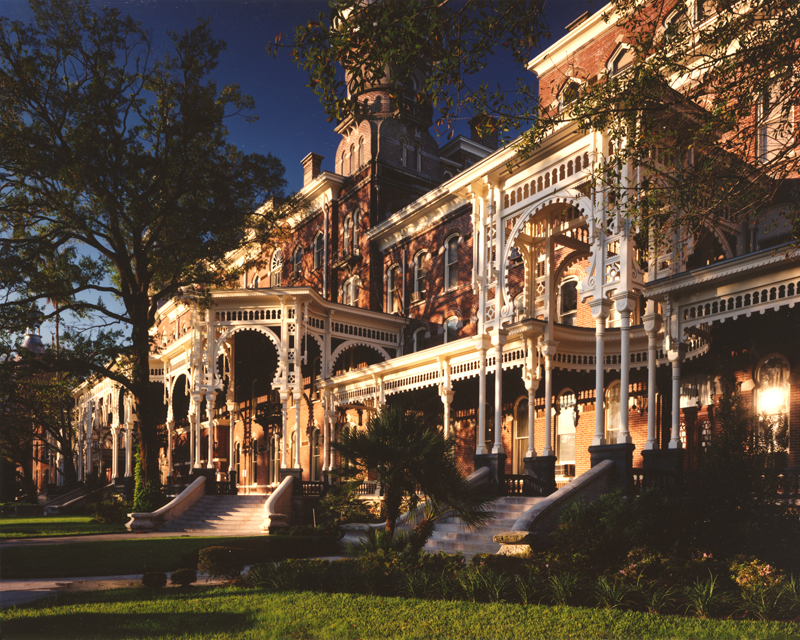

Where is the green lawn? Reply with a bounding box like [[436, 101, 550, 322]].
[[4, 588, 799, 639], [0, 516, 126, 539], [0, 535, 339, 580]]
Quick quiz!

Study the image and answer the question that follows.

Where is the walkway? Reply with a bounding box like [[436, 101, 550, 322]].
[[0, 533, 345, 609]]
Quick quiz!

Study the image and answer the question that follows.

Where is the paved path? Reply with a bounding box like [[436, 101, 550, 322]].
[[0, 531, 348, 609]]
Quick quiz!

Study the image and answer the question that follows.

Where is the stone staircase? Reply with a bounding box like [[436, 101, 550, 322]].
[[159, 495, 267, 535], [424, 496, 544, 560]]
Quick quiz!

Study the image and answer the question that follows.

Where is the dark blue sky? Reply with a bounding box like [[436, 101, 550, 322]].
[[2, 0, 598, 193]]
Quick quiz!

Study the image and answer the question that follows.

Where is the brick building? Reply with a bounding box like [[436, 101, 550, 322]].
[[74, 2, 799, 503]]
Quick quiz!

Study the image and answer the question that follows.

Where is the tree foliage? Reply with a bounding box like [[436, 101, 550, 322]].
[[0, 0, 289, 489], [333, 404, 494, 545], [280, 0, 799, 246]]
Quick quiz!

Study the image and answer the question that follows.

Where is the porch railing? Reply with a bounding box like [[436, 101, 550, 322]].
[[301, 481, 326, 497], [503, 474, 550, 497]]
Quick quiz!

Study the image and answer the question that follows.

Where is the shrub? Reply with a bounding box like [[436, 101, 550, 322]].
[[141, 571, 167, 588], [87, 497, 131, 524], [197, 546, 245, 581], [547, 571, 581, 606], [593, 575, 632, 610], [170, 568, 197, 587], [319, 480, 381, 525]]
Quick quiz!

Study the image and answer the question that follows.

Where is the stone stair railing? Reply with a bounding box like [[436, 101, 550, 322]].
[[126, 475, 206, 532], [261, 474, 293, 533], [494, 459, 616, 555]]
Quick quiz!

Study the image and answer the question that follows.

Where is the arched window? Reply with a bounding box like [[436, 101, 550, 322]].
[[341, 151, 347, 176], [293, 246, 303, 278], [352, 211, 360, 255], [349, 144, 355, 174], [756, 354, 791, 446], [609, 45, 634, 75], [445, 234, 460, 290], [556, 390, 577, 469], [343, 216, 352, 256], [310, 428, 321, 481], [513, 397, 529, 474], [250, 274, 260, 289], [558, 80, 581, 113], [414, 143, 422, 172], [343, 276, 360, 307], [313, 232, 324, 269], [412, 327, 426, 353], [757, 83, 789, 164], [444, 316, 459, 343], [605, 381, 621, 445], [269, 434, 280, 485], [559, 278, 578, 325], [443, 170, 454, 181], [387, 266, 402, 313], [357, 137, 364, 167], [270, 250, 282, 287], [412, 252, 427, 302]]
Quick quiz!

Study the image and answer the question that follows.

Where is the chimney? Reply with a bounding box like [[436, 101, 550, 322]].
[[301, 152, 324, 187], [469, 115, 498, 150]]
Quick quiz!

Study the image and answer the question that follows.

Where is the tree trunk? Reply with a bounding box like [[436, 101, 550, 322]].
[[131, 312, 160, 492], [383, 483, 402, 539]]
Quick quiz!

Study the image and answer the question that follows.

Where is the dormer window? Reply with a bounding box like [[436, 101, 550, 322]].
[[609, 46, 634, 76], [558, 80, 581, 113]]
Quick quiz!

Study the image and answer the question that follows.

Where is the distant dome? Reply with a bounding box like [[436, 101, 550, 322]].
[[21, 328, 45, 356]]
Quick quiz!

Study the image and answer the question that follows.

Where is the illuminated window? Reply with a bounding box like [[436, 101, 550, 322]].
[[413, 252, 427, 301], [605, 381, 621, 444], [445, 235, 460, 290], [756, 354, 790, 448], [513, 397, 529, 474], [387, 266, 402, 313], [556, 390, 577, 464]]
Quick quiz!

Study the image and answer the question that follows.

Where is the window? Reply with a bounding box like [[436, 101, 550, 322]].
[[757, 83, 790, 164], [412, 252, 427, 302], [269, 434, 280, 485], [412, 328, 426, 353], [387, 266, 402, 313], [513, 398, 529, 474], [352, 211, 360, 255], [313, 232, 324, 269], [444, 316, 459, 343], [290, 432, 297, 468], [349, 144, 355, 175], [343, 216, 352, 256], [756, 354, 790, 447], [558, 80, 581, 113], [559, 278, 578, 325], [357, 137, 364, 167], [250, 274, 260, 289], [310, 428, 321, 481], [414, 143, 422, 172], [270, 250, 282, 287], [605, 381, 621, 445], [610, 46, 634, 75], [445, 235, 460, 290], [293, 247, 303, 278], [343, 276, 360, 306], [556, 390, 577, 465]]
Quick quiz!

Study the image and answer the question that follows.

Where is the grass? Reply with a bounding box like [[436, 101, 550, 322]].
[[4, 588, 800, 639], [0, 535, 339, 580], [0, 516, 126, 539]]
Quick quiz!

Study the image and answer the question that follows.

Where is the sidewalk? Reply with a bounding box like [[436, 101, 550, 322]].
[[1, 571, 232, 608], [0, 529, 262, 550]]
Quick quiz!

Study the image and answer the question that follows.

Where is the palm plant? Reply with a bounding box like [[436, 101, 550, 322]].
[[333, 404, 494, 546]]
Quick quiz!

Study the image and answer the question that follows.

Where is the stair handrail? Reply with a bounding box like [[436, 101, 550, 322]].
[[261, 474, 293, 533], [126, 475, 206, 532], [493, 460, 617, 552]]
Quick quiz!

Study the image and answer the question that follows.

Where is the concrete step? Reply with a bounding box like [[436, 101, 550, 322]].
[[159, 494, 267, 534]]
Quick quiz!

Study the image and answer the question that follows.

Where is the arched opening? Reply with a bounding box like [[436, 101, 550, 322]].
[[513, 397, 529, 474]]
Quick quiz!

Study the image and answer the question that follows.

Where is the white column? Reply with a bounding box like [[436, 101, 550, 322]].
[[206, 392, 215, 469], [614, 294, 638, 445], [322, 391, 332, 472], [668, 343, 687, 449], [523, 334, 540, 458], [280, 393, 288, 467], [124, 423, 133, 478], [590, 299, 612, 446], [492, 330, 507, 454], [475, 335, 490, 455], [191, 393, 202, 468], [440, 360, 454, 438], [293, 391, 302, 469], [85, 403, 94, 476], [541, 341, 557, 457], [227, 400, 237, 474], [643, 310, 662, 450], [166, 421, 174, 478], [110, 425, 119, 478]]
